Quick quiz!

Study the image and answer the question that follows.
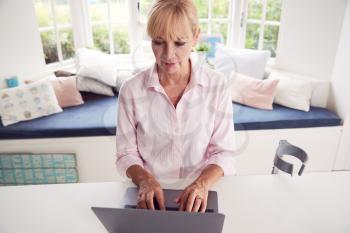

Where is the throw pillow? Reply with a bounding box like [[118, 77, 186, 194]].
[[50, 76, 84, 108], [214, 46, 271, 80], [76, 76, 114, 96], [0, 79, 62, 126], [269, 73, 313, 112], [54, 70, 75, 77], [76, 48, 117, 87], [231, 73, 279, 110]]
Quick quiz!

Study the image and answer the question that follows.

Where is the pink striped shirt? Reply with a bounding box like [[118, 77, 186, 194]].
[[116, 56, 236, 179]]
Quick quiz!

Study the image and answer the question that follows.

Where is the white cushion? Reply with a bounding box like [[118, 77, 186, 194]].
[[0, 79, 62, 126], [267, 68, 330, 108], [76, 48, 117, 87], [269, 73, 313, 112], [214, 46, 271, 79]]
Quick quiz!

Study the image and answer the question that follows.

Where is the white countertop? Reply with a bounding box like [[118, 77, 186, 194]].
[[0, 171, 350, 233]]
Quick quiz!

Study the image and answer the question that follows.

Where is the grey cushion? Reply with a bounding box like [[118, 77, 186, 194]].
[[77, 76, 114, 96]]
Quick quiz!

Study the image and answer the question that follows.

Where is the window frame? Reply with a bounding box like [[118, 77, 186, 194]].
[[135, 0, 235, 63], [193, 0, 234, 45], [87, 0, 131, 55], [37, 0, 133, 71], [35, 0, 76, 66], [238, 0, 283, 57], [37, 0, 282, 70]]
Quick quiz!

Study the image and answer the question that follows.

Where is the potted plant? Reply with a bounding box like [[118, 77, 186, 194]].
[[196, 42, 210, 63]]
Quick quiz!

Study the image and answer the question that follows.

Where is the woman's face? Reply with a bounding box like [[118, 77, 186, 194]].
[[151, 25, 199, 75]]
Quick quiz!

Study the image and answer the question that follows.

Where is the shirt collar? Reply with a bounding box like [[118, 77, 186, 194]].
[[144, 52, 206, 90]]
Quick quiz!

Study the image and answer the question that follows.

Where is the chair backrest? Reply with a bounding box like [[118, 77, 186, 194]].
[[272, 140, 308, 176]]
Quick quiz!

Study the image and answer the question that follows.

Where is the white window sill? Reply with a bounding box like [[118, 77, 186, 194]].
[[46, 59, 76, 74], [266, 58, 277, 71], [45, 54, 135, 73]]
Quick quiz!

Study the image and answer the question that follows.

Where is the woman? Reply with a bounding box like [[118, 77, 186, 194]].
[[116, 0, 235, 213]]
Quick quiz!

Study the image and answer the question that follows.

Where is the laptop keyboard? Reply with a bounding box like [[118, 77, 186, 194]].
[[124, 205, 214, 213]]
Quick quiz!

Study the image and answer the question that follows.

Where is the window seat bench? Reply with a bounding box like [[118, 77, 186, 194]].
[[0, 96, 341, 140], [0, 96, 343, 181]]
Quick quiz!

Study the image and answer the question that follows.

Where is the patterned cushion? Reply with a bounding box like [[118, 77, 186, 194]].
[[0, 79, 62, 126]]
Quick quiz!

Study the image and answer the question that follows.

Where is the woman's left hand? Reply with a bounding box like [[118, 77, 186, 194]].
[[175, 180, 209, 213]]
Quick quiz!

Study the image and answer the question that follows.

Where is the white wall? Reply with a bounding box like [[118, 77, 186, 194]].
[[0, 0, 46, 85], [276, 0, 347, 80], [327, 0, 350, 170], [343, 113, 350, 170]]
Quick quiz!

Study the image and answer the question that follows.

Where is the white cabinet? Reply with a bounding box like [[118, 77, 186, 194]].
[[0, 126, 343, 182]]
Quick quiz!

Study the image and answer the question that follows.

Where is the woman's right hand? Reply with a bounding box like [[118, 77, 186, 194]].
[[126, 165, 165, 210], [137, 176, 166, 210]]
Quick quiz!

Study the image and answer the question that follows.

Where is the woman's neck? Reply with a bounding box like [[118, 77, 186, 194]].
[[158, 59, 191, 86]]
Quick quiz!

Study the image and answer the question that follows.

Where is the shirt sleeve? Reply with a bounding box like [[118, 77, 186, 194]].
[[115, 81, 144, 178], [206, 76, 237, 176]]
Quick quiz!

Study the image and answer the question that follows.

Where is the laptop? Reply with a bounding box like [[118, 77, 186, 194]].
[[91, 188, 225, 233]]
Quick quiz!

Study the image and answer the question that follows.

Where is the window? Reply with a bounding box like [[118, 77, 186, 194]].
[[138, 0, 231, 45], [194, 0, 231, 44], [87, 0, 130, 54], [139, 0, 154, 23], [34, 0, 75, 64], [33, 0, 281, 67], [242, 0, 282, 57]]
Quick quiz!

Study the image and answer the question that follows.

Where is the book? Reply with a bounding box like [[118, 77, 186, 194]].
[[0, 168, 78, 185], [0, 153, 76, 169]]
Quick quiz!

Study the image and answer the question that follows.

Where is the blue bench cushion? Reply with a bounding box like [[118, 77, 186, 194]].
[[0, 97, 117, 139], [0, 96, 342, 139], [233, 103, 341, 131]]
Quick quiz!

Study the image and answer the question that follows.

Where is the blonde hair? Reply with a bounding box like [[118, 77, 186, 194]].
[[147, 0, 199, 40]]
